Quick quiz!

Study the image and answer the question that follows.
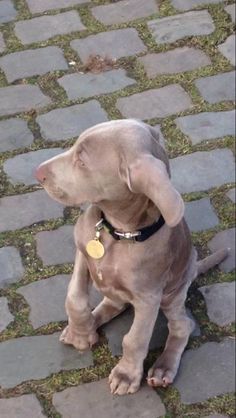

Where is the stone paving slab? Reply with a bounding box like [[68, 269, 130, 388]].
[[36, 225, 75, 266], [116, 84, 192, 119], [208, 228, 235, 273], [174, 338, 235, 404], [0, 0, 17, 24], [0, 32, 5, 53], [17, 275, 69, 328], [104, 307, 200, 356], [0, 118, 34, 152], [15, 11, 86, 45], [203, 415, 229, 418], [218, 35, 235, 66], [185, 197, 219, 232], [138, 47, 211, 77], [26, 0, 91, 14], [3, 148, 64, 186], [0, 297, 14, 332], [175, 110, 235, 144], [225, 4, 235, 23], [91, 0, 158, 25], [0, 85, 51, 117], [37, 101, 108, 141], [171, 0, 222, 11], [53, 378, 166, 418], [147, 10, 215, 44], [0, 46, 68, 83], [0, 190, 64, 232], [195, 71, 235, 104], [16, 275, 103, 329], [0, 394, 46, 418], [226, 188, 235, 203], [0, 332, 93, 389], [58, 69, 136, 100], [0, 246, 25, 288], [170, 149, 235, 194], [71, 28, 146, 63], [199, 282, 235, 327]]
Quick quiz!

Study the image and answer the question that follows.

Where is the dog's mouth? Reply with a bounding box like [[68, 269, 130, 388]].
[[41, 183, 69, 204]]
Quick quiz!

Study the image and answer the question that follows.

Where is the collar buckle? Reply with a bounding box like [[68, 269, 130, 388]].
[[115, 230, 141, 240]]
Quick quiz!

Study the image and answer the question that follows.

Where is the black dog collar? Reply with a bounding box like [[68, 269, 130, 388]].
[[97, 212, 165, 242]]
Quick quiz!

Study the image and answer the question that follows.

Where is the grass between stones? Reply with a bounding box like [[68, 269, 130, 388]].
[[0, 0, 235, 417]]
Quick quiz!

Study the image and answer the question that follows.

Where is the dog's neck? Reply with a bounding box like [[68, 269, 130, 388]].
[[98, 195, 161, 232]]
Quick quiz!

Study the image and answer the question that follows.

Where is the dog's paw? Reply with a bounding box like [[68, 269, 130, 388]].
[[60, 325, 98, 351], [147, 355, 177, 388], [109, 361, 142, 395]]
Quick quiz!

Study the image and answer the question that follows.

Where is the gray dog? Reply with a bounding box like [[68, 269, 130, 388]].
[[35, 119, 227, 395]]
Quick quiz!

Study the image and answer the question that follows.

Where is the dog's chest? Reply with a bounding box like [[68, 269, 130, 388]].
[[85, 241, 135, 301]]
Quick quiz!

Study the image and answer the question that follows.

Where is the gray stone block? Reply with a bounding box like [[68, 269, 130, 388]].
[[185, 198, 219, 232], [3, 148, 64, 186], [208, 228, 235, 273], [0, 247, 24, 289], [225, 4, 235, 23], [0, 190, 64, 232], [175, 110, 235, 144], [203, 415, 229, 418], [0, 85, 51, 117], [26, 0, 91, 13], [0, 33, 5, 53], [170, 149, 235, 193], [195, 71, 235, 104], [36, 225, 75, 266], [53, 379, 166, 418], [58, 69, 136, 100], [171, 0, 223, 11], [174, 338, 235, 403], [0, 118, 34, 152], [104, 307, 200, 356], [71, 28, 146, 63], [148, 10, 215, 44], [15, 11, 86, 45], [37, 101, 108, 141], [138, 47, 211, 77], [218, 35, 235, 66], [0, 0, 17, 24], [0, 394, 46, 418], [199, 282, 235, 327], [0, 46, 68, 83], [17, 275, 102, 329], [0, 332, 93, 389], [92, 0, 158, 25], [0, 297, 14, 332], [226, 188, 235, 203], [116, 84, 192, 119]]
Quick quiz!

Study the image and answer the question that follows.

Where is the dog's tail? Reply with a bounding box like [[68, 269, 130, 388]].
[[197, 248, 229, 275]]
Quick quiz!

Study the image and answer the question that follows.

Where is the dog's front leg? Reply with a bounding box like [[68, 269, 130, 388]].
[[60, 250, 98, 351], [109, 296, 161, 395]]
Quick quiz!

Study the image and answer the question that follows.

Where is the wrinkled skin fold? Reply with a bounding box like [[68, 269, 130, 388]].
[[35, 119, 228, 395]]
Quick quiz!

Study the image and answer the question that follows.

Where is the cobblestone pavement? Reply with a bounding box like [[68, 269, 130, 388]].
[[0, 0, 235, 417]]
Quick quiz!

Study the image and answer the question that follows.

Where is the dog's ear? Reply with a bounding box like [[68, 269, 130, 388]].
[[123, 154, 184, 227]]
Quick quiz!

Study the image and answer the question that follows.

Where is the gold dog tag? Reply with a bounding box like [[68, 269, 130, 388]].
[[86, 229, 105, 259], [86, 239, 105, 259]]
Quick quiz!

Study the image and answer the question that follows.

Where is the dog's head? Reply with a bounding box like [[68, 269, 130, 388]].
[[35, 119, 184, 227]]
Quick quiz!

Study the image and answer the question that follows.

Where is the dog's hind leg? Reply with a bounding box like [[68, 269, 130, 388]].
[[147, 284, 194, 388], [197, 248, 229, 275], [92, 297, 127, 328]]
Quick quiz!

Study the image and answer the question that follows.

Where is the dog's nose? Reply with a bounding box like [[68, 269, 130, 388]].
[[35, 163, 48, 183]]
